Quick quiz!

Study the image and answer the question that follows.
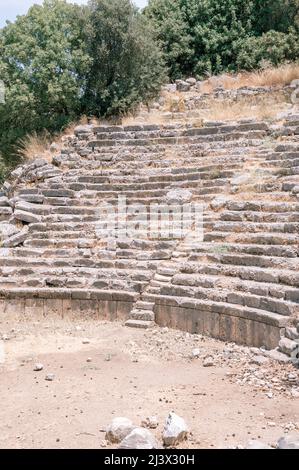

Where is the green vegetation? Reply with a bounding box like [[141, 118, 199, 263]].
[[84, 0, 166, 116], [0, 0, 165, 165], [145, 0, 299, 78]]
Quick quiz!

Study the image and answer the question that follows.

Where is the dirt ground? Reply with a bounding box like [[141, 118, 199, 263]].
[[0, 317, 298, 449]]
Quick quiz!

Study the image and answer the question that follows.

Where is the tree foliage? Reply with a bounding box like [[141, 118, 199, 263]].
[[0, 0, 90, 163], [146, 0, 299, 79], [84, 0, 166, 116], [0, 0, 166, 163]]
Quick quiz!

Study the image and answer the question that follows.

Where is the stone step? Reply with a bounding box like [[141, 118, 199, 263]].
[[181, 242, 298, 258], [88, 130, 267, 149], [265, 151, 299, 161], [134, 301, 155, 310], [210, 221, 299, 234], [0, 287, 139, 302], [262, 158, 299, 168], [188, 252, 299, 272], [171, 272, 299, 303], [0, 255, 163, 273], [223, 201, 299, 213], [92, 122, 268, 140], [129, 309, 155, 321], [159, 282, 296, 316], [148, 294, 288, 329], [219, 211, 299, 223], [125, 319, 155, 329], [181, 261, 299, 288], [204, 231, 298, 246]]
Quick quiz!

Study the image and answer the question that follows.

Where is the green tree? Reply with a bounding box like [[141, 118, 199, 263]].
[[145, 0, 193, 78], [251, 0, 299, 34], [83, 0, 166, 116], [236, 29, 299, 70], [0, 0, 90, 163], [146, 0, 299, 79]]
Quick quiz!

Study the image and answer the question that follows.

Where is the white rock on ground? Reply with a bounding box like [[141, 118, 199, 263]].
[[105, 417, 136, 444], [247, 440, 273, 449], [163, 412, 189, 447], [277, 434, 299, 449], [118, 427, 159, 449], [192, 348, 201, 359], [45, 374, 55, 382]]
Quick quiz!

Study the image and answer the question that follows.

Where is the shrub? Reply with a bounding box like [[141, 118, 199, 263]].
[[83, 0, 166, 117], [236, 30, 299, 70]]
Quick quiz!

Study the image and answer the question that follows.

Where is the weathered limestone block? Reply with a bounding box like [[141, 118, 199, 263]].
[[279, 337, 299, 356], [14, 209, 41, 224], [2, 226, 29, 247]]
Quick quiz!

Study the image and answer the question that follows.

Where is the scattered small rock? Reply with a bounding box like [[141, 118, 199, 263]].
[[141, 416, 159, 429], [45, 374, 55, 382], [33, 363, 44, 372], [191, 349, 200, 359], [203, 356, 215, 367]]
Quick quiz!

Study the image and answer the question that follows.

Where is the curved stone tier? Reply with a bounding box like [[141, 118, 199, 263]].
[[0, 116, 298, 354]]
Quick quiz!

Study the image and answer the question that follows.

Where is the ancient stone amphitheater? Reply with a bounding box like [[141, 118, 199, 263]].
[[0, 110, 299, 362]]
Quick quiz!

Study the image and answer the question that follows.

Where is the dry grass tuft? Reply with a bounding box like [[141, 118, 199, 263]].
[[249, 63, 299, 87], [16, 131, 52, 162], [16, 116, 98, 162]]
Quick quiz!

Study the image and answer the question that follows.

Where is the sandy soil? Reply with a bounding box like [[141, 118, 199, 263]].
[[0, 318, 298, 449]]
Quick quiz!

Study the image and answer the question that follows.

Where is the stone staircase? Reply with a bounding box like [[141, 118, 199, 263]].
[[0, 116, 298, 357]]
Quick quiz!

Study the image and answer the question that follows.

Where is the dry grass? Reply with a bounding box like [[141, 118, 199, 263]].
[[122, 64, 298, 127], [16, 116, 97, 162], [163, 92, 186, 113], [123, 92, 291, 126], [249, 63, 299, 87], [199, 93, 290, 121], [16, 131, 52, 162], [122, 110, 167, 126], [201, 63, 299, 93]]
